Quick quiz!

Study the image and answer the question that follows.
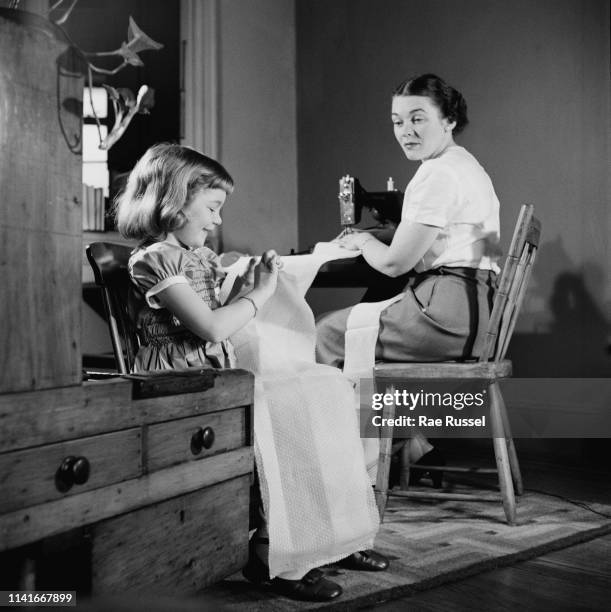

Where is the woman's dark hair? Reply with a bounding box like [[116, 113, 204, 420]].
[[393, 73, 469, 134]]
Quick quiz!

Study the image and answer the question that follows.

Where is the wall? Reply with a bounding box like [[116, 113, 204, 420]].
[[297, 0, 611, 376], [218, 0, 298, 255]]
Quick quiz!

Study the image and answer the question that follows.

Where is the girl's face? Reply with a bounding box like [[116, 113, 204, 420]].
[[391, 95, 456, 161], [173, 187, 226, 248]]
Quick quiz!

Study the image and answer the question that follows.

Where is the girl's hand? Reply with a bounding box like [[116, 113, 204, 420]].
[[338, 231, 376, 251], [261, 249, 284, 271], [237, 257, 256, 292], [254, 250, 280, 298]]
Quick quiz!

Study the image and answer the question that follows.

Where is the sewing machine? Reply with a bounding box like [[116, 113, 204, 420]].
[[338, 174, 403, 235], [286, 174, 408, 296], [306, 175, 409, 298]]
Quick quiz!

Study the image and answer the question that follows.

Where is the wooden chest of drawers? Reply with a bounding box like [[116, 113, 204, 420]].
[[0, 369, 254, 594]]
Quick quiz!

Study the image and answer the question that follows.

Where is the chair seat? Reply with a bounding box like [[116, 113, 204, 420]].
[[374, 359, 512, 380]]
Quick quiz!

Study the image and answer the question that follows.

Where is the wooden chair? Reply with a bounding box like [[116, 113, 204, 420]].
[[373, 204, 541, 525], [85, 242, 140, 374], [86, 242, 265, 529]]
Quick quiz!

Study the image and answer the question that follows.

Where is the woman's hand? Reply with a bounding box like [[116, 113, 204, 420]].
[[367, 221, 397, 245], [337, 231, 376, 251]]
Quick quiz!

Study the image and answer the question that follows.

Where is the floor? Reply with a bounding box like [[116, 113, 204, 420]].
[[373, 533, 611, 611], [370, 444, 611, 611], [37, 443, 611, 611]]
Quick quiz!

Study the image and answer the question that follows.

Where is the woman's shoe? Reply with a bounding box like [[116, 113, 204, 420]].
[[337, 549, 389, 571], [242, 536, 342, 601], [408, 447, 445, 488]]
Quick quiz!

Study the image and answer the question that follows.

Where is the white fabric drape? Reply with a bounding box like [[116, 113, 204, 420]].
[[342, 295, 404, 480], [220, 243, 379, 578]]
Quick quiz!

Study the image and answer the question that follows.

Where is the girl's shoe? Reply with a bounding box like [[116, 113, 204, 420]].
[[242, 537, 343, 602], [408, 447, 446, 488], [272, 569, 342, 602], [337, 549, 389, 571]]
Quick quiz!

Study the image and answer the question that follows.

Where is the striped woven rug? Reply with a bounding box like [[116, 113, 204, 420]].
[[205, 484, 611, 611]]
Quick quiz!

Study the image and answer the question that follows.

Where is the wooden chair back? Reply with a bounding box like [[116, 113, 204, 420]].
[[86, 242, 140, 374], [480, 204, 541, 363]]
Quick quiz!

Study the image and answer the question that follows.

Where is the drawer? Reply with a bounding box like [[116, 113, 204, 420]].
[[91, 474, 250, 594], [0, 429, 141, 514], [146, 407, 248, 473]]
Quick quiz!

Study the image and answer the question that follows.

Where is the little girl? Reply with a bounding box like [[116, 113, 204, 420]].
[[116, 144, 387, 602]]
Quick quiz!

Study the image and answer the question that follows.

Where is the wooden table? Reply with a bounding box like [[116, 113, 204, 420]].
[[312, 255, 411, 300], [0, 369, 254, 595]]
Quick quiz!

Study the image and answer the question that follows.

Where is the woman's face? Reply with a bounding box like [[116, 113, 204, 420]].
[[391, 95, 456, 161], [174, 187, 226, 248]]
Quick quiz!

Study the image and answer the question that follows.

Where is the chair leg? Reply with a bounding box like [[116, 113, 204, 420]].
[[374, 384, 397, 521], [494, 383, 524, 496], [490, 381, 523, 495], [489, 382, 516, 524], [399, 440, 410, 490], [375, 436, 392, 520], [19, 556, 36, 590]]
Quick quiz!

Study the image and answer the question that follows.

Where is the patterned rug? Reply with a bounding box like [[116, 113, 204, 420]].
[[203, 483, 611, 611]]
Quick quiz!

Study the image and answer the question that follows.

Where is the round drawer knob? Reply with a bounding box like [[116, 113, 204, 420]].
[[201, 426, 215, 449], [55, 455, 91, 492], [72, 456, 91, 484], [190, 426, 215, 455]]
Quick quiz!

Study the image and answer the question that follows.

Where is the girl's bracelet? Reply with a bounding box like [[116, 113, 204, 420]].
[[240, 295, 258, 317]]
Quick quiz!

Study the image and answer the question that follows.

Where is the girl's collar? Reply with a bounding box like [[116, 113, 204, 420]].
[[165, 233, 197, 251]]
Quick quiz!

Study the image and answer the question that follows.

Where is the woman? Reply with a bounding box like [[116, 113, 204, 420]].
[[316, 74, 501, 469]]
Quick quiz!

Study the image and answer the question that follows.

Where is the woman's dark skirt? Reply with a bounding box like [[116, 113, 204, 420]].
[[315, 267, 496, 367]]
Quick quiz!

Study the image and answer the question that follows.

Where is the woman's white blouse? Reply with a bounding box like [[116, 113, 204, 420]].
[[401, 145, 501, 273]]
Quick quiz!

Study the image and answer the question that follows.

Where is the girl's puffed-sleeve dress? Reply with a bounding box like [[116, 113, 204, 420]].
[[127, 241, 236, 372]]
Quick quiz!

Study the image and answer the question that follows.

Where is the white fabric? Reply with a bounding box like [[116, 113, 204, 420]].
[[343, 295, 404, 481], [343, 296, 403, 380], [221, 244, 379, 579], [401, 145, 501, 274]]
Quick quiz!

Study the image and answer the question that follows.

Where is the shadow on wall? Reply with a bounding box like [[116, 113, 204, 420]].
[[509, 238, 610, 377]]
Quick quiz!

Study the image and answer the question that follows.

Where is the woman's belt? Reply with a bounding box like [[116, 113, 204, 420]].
[[411, 266, 497, 287]]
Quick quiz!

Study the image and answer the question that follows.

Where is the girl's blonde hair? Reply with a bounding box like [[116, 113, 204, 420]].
[[115, 143, 234, 241]]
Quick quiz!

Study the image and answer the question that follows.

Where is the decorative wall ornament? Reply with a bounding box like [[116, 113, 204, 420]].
[[49, 0, 164, 149]]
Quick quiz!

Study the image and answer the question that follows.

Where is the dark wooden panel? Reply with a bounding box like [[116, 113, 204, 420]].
[[0, 81, 82, 235], [91, 475, 250, 594], [0, 370, 253, 453], [0, 447, 253, 550], [0, 227, 82, 393], [125, 368, 215, 399], [0, 429, 141, 514], [0, 10, 83, 393], [147, 408, 247, 472]]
